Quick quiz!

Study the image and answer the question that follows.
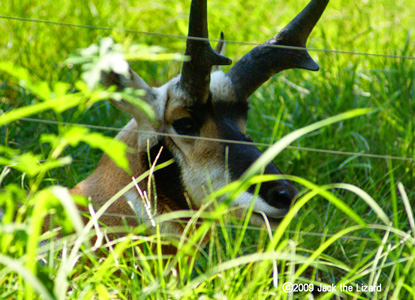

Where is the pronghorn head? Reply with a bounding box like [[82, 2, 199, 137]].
[[101, 0, 329, 226]]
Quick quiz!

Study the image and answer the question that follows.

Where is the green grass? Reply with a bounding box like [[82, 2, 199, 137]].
[[1, 0, 415, 299]]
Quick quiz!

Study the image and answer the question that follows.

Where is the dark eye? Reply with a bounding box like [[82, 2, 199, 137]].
[[172, 118, 199, 136]]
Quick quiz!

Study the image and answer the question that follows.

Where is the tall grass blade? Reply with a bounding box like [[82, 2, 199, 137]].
[[397, 182, 415, 236], [0, 254, 55, 300], [241, 108, 374, 181]]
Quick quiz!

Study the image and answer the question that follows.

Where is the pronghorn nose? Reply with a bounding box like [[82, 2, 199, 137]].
[[223, 137, 298, 212], [268, 184, 298, 210]]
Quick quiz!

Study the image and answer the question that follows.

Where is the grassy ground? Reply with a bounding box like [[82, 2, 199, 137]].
[[1, 0, 415, 299]]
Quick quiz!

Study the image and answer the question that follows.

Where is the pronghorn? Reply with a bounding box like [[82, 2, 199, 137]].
[[70, 0, 329, 244]]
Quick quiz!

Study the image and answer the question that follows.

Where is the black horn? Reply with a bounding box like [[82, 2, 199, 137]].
[[226, 0, 329, 101], [179, 0, 232, 104]]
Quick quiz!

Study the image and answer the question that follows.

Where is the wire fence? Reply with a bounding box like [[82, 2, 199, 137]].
[[98, 212, 384, 243], [2, 13, 414, 167], [1, 15, 415, 61], [2, 12, 413, 164], [1, 11, 415, 243], [19, 117, 415, 163]]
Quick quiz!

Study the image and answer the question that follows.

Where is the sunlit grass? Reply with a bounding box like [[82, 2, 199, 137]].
[[1, 0, 415, 299]]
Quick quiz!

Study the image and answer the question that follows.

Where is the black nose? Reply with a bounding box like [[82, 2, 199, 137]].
[[268, 186, 296, 210]]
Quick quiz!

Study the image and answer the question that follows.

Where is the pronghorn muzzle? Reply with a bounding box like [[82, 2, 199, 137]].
[[224, 130, 298, 220]]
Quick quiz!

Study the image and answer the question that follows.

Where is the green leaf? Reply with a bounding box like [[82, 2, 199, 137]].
[[38, 157, 73, 174], [40, 126, 130, 174], [68, 37, 129, 90], [124, 44, 188, 62], [0, 62, 51, 101], [12, 152, 43, 177], [83, 132, 130, 174], [62, 126, 89, 146], [8, 153, 72, 178], [0, 94, 83, 126], [52, 82, 71, 98], [0, 62, 31, 84], [0, 145, 19, 156], [39, 134, 59, 146]]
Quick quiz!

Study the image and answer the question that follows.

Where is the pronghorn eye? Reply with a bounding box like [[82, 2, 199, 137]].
[[172, 118, 199, 136]]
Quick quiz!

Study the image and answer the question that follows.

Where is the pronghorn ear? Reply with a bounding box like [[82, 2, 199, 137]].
[[101, 68, 156, 120], [215, 32, 226, 56], [212, 32, 226, 72], [101, 68, 154, 101]]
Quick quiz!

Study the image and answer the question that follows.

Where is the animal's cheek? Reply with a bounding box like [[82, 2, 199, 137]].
[[179, 162, 230, 208]]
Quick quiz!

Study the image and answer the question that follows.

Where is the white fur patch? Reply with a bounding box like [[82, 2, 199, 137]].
[[210, 71, 236, 102], [119, 81, 169, 149], [232, 192, 287, 218], [182, 161, 288, 218], [152, 81, 171, 120], [124, 190, 149, 221], [124, 189, 186, 236], [137, 123, 159, 148], [114, 118, 157, 149], [180, 160, 230, 209]]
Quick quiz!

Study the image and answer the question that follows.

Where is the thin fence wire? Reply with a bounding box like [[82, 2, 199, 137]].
[[3, 12, 415, 166], [100, 212, 379, 242], [4, 7, 415, 164], [1, 11, 414, 249], [20, 117, 415, 163], [89, 212, 415, 246], [1, 15, 415, 61]]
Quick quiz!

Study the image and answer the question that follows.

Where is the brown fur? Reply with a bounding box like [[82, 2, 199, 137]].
[[67, 119, 201, 250], [70, 120, 142, 227]]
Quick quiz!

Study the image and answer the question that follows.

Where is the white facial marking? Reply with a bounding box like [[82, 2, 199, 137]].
[[152, 82, 171, 120], [210, 71, 236, 102], [180, 161, 230, 208], [126, 80, 172, 149], [232, 191, 287, 218], [124, 189, 150, 221], [165, 75, 188, 102], [124, 189, 186, 236]]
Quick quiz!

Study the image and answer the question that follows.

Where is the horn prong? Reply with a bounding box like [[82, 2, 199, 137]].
[[179, 0, 232, 104], [226, 0, 329, 101]]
